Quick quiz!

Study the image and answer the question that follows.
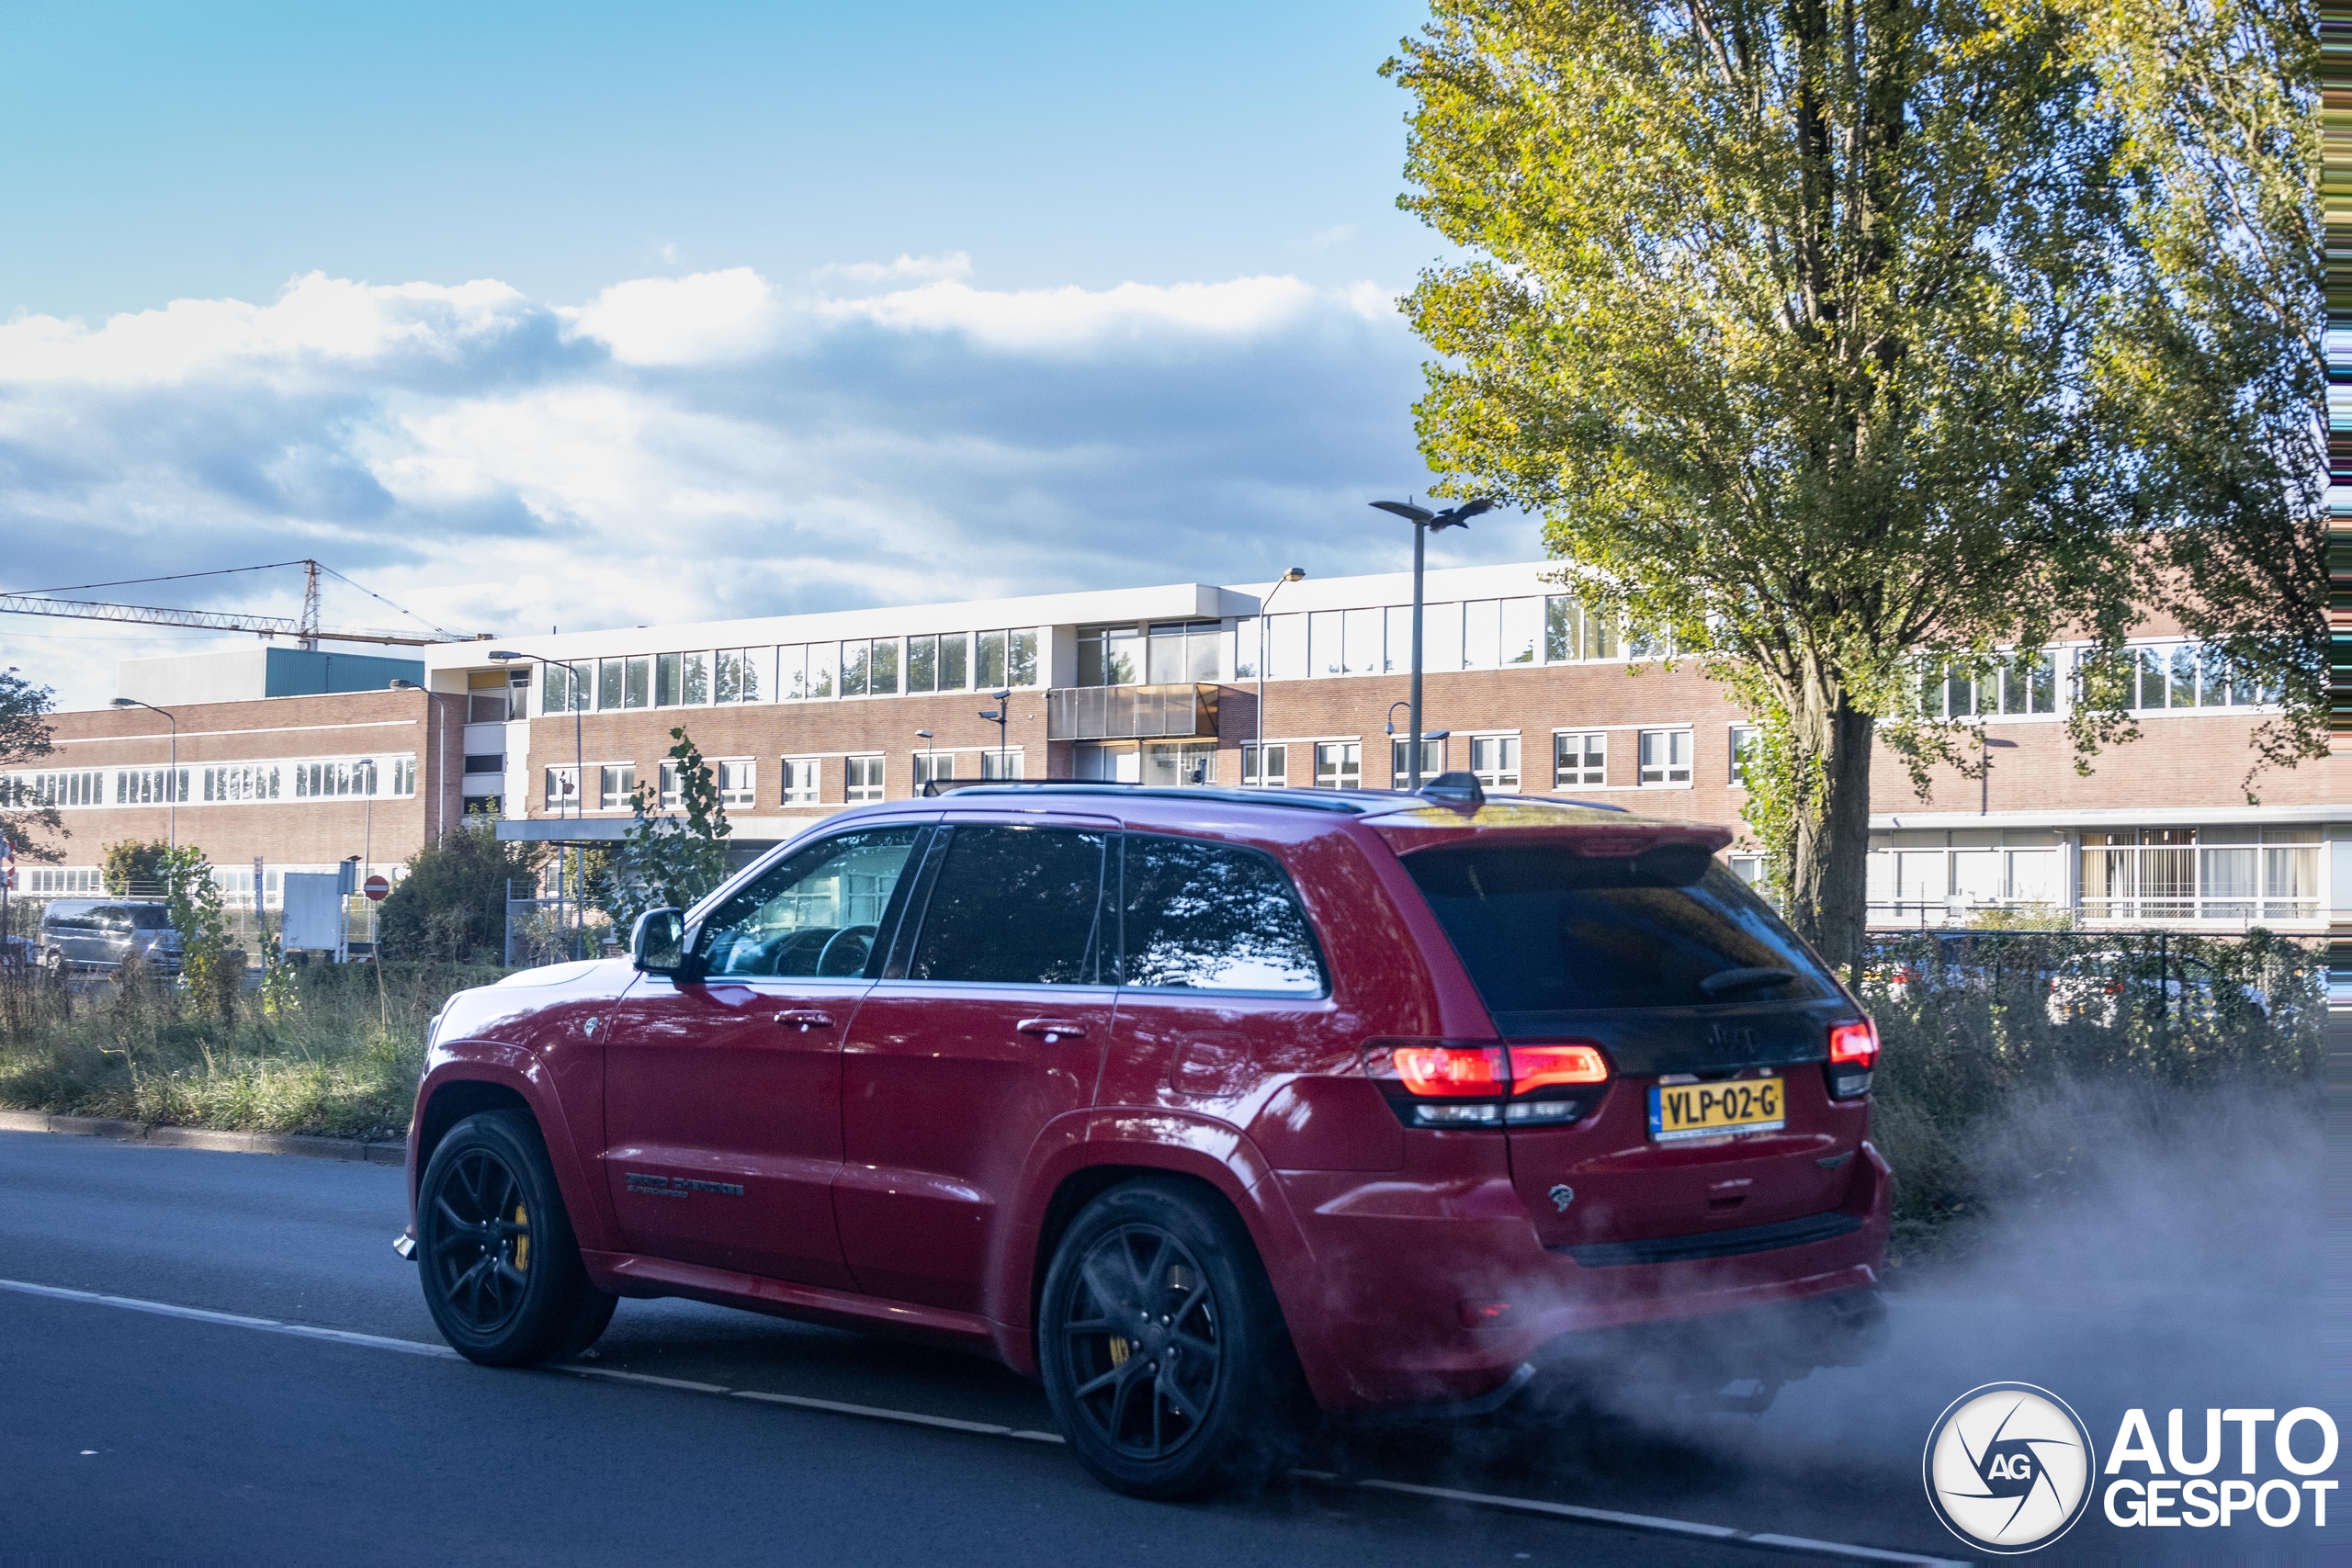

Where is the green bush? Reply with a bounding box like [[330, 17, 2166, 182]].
[[1860, 929, 2322, 1248], [376, 820, 547, 964]]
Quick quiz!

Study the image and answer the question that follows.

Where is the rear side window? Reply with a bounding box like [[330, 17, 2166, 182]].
[[1402, 843, 1837, 1011], [909, 825, 1108, 986], [1120, 832, 1325, 994], [126, 907, 172, 929]]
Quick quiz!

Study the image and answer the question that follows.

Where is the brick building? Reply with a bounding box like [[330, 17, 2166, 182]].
[[5, 562, 2338, 933]]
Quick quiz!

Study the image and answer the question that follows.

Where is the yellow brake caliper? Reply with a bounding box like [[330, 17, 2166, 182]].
[[512, 1202, 530, 1273]]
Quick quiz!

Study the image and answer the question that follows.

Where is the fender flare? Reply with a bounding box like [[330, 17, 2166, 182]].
[[410, 1046, 615, 1253]]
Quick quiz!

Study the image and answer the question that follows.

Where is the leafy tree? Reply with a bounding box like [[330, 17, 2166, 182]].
[[0, 667, 62, 868], [2076, 0, 2322, 784], [1386, 0, 2143, 968], [157, 843, 242, 1023], [376, 820, 547, 964], [605, 728, 733, 930], [102, 839, 170, 896]]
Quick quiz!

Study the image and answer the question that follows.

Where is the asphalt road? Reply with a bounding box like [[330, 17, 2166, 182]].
[[0, 1128, 2333, 1566]]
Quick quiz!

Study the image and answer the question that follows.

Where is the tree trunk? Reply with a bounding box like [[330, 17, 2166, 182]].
[[1783, 687, 1877, 976]]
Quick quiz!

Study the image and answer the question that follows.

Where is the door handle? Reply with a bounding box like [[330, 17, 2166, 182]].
[[1016, 1018, 1088, 1042], [774, 1010, 834, 1031]]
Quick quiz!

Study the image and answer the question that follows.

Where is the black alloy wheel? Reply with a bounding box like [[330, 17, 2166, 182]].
[[1059, 1224, 1224, 1462], [427, 1145, 535, 1337], [415, 1110, 615, 1366], [1039, 1179, 1311, 1498]]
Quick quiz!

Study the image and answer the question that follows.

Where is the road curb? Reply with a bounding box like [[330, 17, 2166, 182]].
[[0, 1110, 406, 1168]]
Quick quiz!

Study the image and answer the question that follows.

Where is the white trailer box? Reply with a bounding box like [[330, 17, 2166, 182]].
[[280, 873, 345, 953]]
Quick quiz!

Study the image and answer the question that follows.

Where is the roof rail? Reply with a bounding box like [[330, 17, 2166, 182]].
[[918, 781, 1372, 815]]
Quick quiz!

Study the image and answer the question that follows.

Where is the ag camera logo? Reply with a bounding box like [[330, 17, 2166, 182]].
[[1922, 1382, 2096, 1553]]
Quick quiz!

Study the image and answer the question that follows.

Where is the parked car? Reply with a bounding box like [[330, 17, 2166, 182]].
[[2044, 949, 2268, 1027], [399, 778, 1891, 1497], [38, 899, 184, 974]]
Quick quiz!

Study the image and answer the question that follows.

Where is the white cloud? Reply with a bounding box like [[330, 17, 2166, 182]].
[[0, 272, 532, 385], [831, 275, 1323, 354], [811, 251, 975, 285], [0, 260, 1535, 714], [1308, 224, 1358, 250], [560, 267, 782, 366]]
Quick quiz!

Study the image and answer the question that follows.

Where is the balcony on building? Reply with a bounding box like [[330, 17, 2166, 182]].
[[1046, 683, 1219, 742]]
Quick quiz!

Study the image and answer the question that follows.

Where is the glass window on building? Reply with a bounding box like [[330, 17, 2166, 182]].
[[1499, 598, 1541, 665], [841, 641, 871, 698], [907, 635, 938, 694], [1307, 610, 1344, 677], [868, 638, 899, 696], [2079, 826, 2319, 923], [718, 760, 755, 808], [1314, 741, 1360, 790], [598, 764, 636, 811], [1266, 614, 1309, 680], [1421, 601, 1464, 671], [778, 645, 807, 701], [1998, 652, 2058, 714], [655, 652, 682, 706], [715, 649, 744, 704], [1470, 735, 1520, 792], [979, 749, 1024, 780], [912, 750, 955, 788], [1390, 738, 1442, 788], [1340, 607, 1382, 675], [1543, 593, 1619, 660], [1555, 731, 1605, 787], [540, 660, 589, 715], [624, 656, 651, 709], [1462, 600, 1500, 670], [844, 755, 886, 803], [1240, 742, 1287, 787], [545, 766, 579, 810], [1637, 728, 1691, 784], [682, 651, 711, 705], [1729, 723, 1760, 784], [1143, 740, 1216, 787], [1148, 620, 1224, 683], [780, 757, 820, 806], [806, 642, 837, 699], [658, 760, 684, 808], [977, 630, 1007, 689], [939, 632, 969, 691], [598, 658, 626, 710]]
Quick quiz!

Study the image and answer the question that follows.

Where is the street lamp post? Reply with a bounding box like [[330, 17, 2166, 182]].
[[978, 693, 1012, 779], [1383, 704, 1451, 787], [1369, 499, 1492, 789], [1253, 568, 1306, 786], [109, 697, 178, 851]]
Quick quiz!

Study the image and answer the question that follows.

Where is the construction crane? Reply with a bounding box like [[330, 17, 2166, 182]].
[[0, 559, 493, 649]]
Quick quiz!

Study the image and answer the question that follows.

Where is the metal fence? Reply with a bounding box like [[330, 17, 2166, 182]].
[[503, 881, 612, 967]]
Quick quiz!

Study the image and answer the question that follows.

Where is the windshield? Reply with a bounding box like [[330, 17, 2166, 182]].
[[1402, 843, 1838, 1011]]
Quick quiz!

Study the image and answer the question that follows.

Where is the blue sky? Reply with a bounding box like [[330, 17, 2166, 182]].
[[0, 2, 1544, 711]]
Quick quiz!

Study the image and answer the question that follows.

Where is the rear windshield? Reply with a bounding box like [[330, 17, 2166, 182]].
[[1402, 843, 1838, 1011]]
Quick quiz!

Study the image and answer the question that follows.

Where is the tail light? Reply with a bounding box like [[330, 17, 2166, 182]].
[[1365, 1039, 1612, 1128], [1826, 1018, 1878, 1100]]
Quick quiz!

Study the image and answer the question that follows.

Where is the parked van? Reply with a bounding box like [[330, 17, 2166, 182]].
[[39, 899, 184, 974]]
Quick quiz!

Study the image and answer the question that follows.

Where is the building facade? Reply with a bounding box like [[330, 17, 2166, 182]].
[[4, 562, 2339, 934]]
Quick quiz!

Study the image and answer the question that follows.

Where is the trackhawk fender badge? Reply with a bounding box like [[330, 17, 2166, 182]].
[[1548, 1184, 1576, 1213], [624, 1172, 745, 1199]]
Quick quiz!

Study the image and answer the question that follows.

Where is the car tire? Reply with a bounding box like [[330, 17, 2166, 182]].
[[416, 1110, 613, 1366], [1038, 1178, 1311, 1499]]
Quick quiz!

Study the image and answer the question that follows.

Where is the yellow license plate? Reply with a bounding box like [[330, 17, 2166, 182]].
[[1648, 1077, 1784, 1142]]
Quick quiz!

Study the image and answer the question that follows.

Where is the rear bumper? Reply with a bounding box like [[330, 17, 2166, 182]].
[[1274, 1139, 1894, 1412]]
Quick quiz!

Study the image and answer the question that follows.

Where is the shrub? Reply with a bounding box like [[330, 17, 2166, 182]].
[[376, 821, 547, 964]]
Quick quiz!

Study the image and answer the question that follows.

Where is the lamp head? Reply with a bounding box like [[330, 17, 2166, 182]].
[[1283, 567, 1305, 581], [916, 729, 933, 739], [991, 689, 1012, 702], [110, 697, 136, 708], [486, 649, 524, 663]]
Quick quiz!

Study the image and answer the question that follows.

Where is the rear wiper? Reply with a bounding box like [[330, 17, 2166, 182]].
[[1699, 966, 1797, 998]]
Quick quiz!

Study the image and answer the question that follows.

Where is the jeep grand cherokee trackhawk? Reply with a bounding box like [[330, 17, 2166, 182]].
[[399, 776, 1891, 1497]]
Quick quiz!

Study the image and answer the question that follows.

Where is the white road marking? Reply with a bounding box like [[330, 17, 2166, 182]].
[[1, 1274, 1963, 1564]]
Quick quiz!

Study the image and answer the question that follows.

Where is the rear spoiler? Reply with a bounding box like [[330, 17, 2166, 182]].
[[1369, 816, 1736, 863]]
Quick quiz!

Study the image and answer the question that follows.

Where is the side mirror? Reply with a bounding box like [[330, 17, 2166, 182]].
[[631, 908, 686, 975]]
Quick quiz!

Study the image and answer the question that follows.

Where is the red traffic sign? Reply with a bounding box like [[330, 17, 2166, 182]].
[[363, 874, 390, 902]]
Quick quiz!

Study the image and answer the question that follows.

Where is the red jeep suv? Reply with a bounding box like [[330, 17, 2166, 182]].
[[401, 777, 1890, 1496]]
